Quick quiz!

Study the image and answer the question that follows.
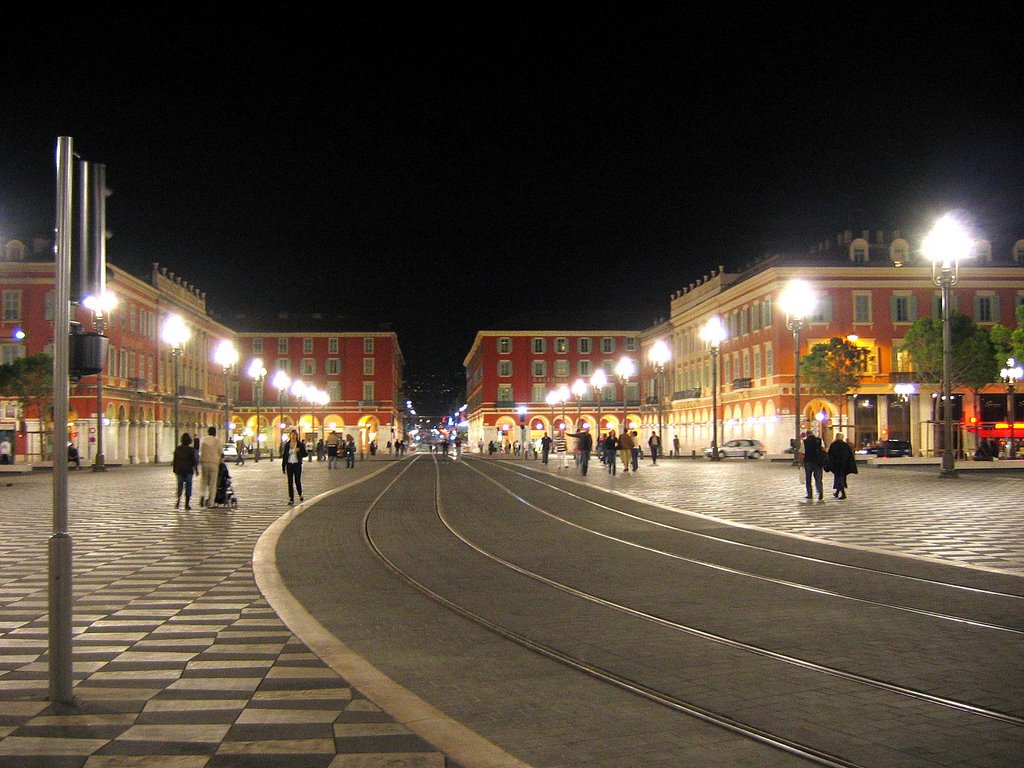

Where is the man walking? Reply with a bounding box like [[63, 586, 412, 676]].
[[648, 431, 660, 465], [198, 426, 222, 507], [540, 432, 552, 464], [618, 429, 635, 473], [567, 427, 593, 475]]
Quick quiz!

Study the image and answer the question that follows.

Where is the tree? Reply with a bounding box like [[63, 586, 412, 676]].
[[800, 337, 863, 429], [0, 353, 55, 459], [899, 314, 995, 390], [989, 304, 1024, 370]]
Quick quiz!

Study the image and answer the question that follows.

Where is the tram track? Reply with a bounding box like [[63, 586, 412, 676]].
[[354, 454, 1024, 768]]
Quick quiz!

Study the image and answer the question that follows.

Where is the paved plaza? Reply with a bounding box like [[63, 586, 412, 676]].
[[0, 452, 1021, 767]]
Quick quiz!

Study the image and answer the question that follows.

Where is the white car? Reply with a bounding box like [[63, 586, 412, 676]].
[[703, 438, 765, 460], [222, 442, 238, 459]]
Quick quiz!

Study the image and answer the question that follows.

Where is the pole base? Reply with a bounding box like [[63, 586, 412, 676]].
[[938, 469, 959, 478]]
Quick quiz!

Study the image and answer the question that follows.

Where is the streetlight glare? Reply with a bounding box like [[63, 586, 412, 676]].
[[778, 278, 816, 320], [614, 356, 635, 379], [923, 213, 974, 268], [248, 358, 266, 379], [698, 316, 727, 346], [272, 370, 291, 391], [161, 314, 190, 346], [214, 339, 239, 368], [83, 290, 117, 315], [648, 339, 670, 366], [590, 369, 607, 389]]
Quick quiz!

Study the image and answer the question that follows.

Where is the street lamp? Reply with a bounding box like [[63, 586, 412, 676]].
[[272, 370, 291, 458], [82, 290, 117, 471], [247, 358, 267, 460], [615, 356, 636, 435], [291, 380, 307, 442], [923, 213, 973, 477], [316, 388, 329, 445], [571, 378, 588, 427], [517, 405, 528, 459], [699, 316, 727, 461], [214, 340, 238, 441], [161, 314, 191, 448], [648, 339, 671, 443], [779, 279, 816, 466], [591, 368, 607, 435], [1000, 357, 1022, 459]]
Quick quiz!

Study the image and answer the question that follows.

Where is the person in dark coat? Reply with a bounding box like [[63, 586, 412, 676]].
[[172, 432, 199, 510], [826, 433, 858, 499], [801, 430, 825, 500]]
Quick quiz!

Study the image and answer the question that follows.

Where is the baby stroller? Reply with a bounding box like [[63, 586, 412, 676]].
[[213, 462, 239, 508]]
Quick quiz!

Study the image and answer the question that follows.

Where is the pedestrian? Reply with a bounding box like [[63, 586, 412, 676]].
[[567, 427, 593, 475], [618, 429, 635, 473], [801, 430, 826, 501], [67, 442, 81, 469], [344, 433, 356, 468], [827, 433, 858, 499], [281, 428, 306, 505], [172, 432, 199, 510], [327, 431, 340, 469], [630, 430, 641, 471], [648, 431, 660, 464], [672, 435, 680, 457], [453, 435, 462, 459], [540, 432, 552, 464], [198, 426, 222, 508], [553, 431, 568, 468], [0, 436, 10, 464], [603, 431, 618, 474]]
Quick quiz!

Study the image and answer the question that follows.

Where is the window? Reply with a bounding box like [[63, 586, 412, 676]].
[[532, 360, 546, 377], [742, 350, 750, 378], [1, 344, 26, 365], [328, 337, 339, 354], [363, 337, 374, 353], [532, 384, 547, 402], [2, 291, 21, 321], [252, 338, 263, 353], [740, 308, 749, 336], [891, 295, 917, 323], [498, 337, 511, 354], [498, 361, 513, 377], [753, 347, 762, 379], [578, 360, 592, 376], [277, 338, 289, 354], [497, 384, 513, 403], [974, 294, 999, 323], [893, 342, 914, 373], [601, 337, 614, 354], [554, 359, 569, 377], [363, 358, 375, 375], [765, 344, 774, 376], [532, 338, 546, 354], [362, 381, 375, 401], [276, 358, 291, 373], [724, 356, 731, 382], [303, 338, 313, 354], [301, 358, 316, 375], [810, 294, 833, 323], [555, 337, 568, 353], [752, 302, 762, 331], [853, 293, 871, 323], [326, 358, 340, 375], [326, 382, 341, 401], [625, 337, 637, 352], [578, 338, 591, 354], [762, 299, 773, 327], [45, 291, 55, 321]]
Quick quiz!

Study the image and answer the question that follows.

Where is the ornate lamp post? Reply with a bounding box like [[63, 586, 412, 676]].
[[517, 404, 528, 459], [316, 388, 329, 445], [648, 339, 670, 442], [161, 314, 191, 448], [272, 370, 291, 458], [615, 356, 636, 434], [590, 368, 608, 436], [699, 316, 727, 461], [1000, 357, 1022, 459], [247, 358, 266, 461], [291, 379, 307, 443], [779, 279, 816, 466], [213, 340, 238, 441], [82, 290, 117, 470], [923, 213, 973, 478]]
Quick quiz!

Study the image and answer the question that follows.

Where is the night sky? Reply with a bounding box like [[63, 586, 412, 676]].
[[3, 6, 1023, 411]]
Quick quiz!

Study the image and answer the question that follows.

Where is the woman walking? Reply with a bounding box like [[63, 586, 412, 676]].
[[827, 433, 858, 499], [172, 432, 199, 510], [281, 429, 307, 505]]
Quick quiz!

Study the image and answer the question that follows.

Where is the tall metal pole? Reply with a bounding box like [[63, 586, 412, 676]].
[[223, 366, 231, 438], [791, 321, 803, 466], [92, 164, 108, 470], [939, 276, 957, 477], [710, 346, 720, 460], [172, 346, 181, 443], [50, 136, 74, 704], [255, 378, 262, 461]]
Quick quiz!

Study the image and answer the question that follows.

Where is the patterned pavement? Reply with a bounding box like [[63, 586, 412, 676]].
[[0, 451, 1021, 768]]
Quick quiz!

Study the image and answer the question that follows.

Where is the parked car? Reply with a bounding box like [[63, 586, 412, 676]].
[[856, 439, 913, 458], [222, 442, 238, 459], [704, 438, 765, 460]]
